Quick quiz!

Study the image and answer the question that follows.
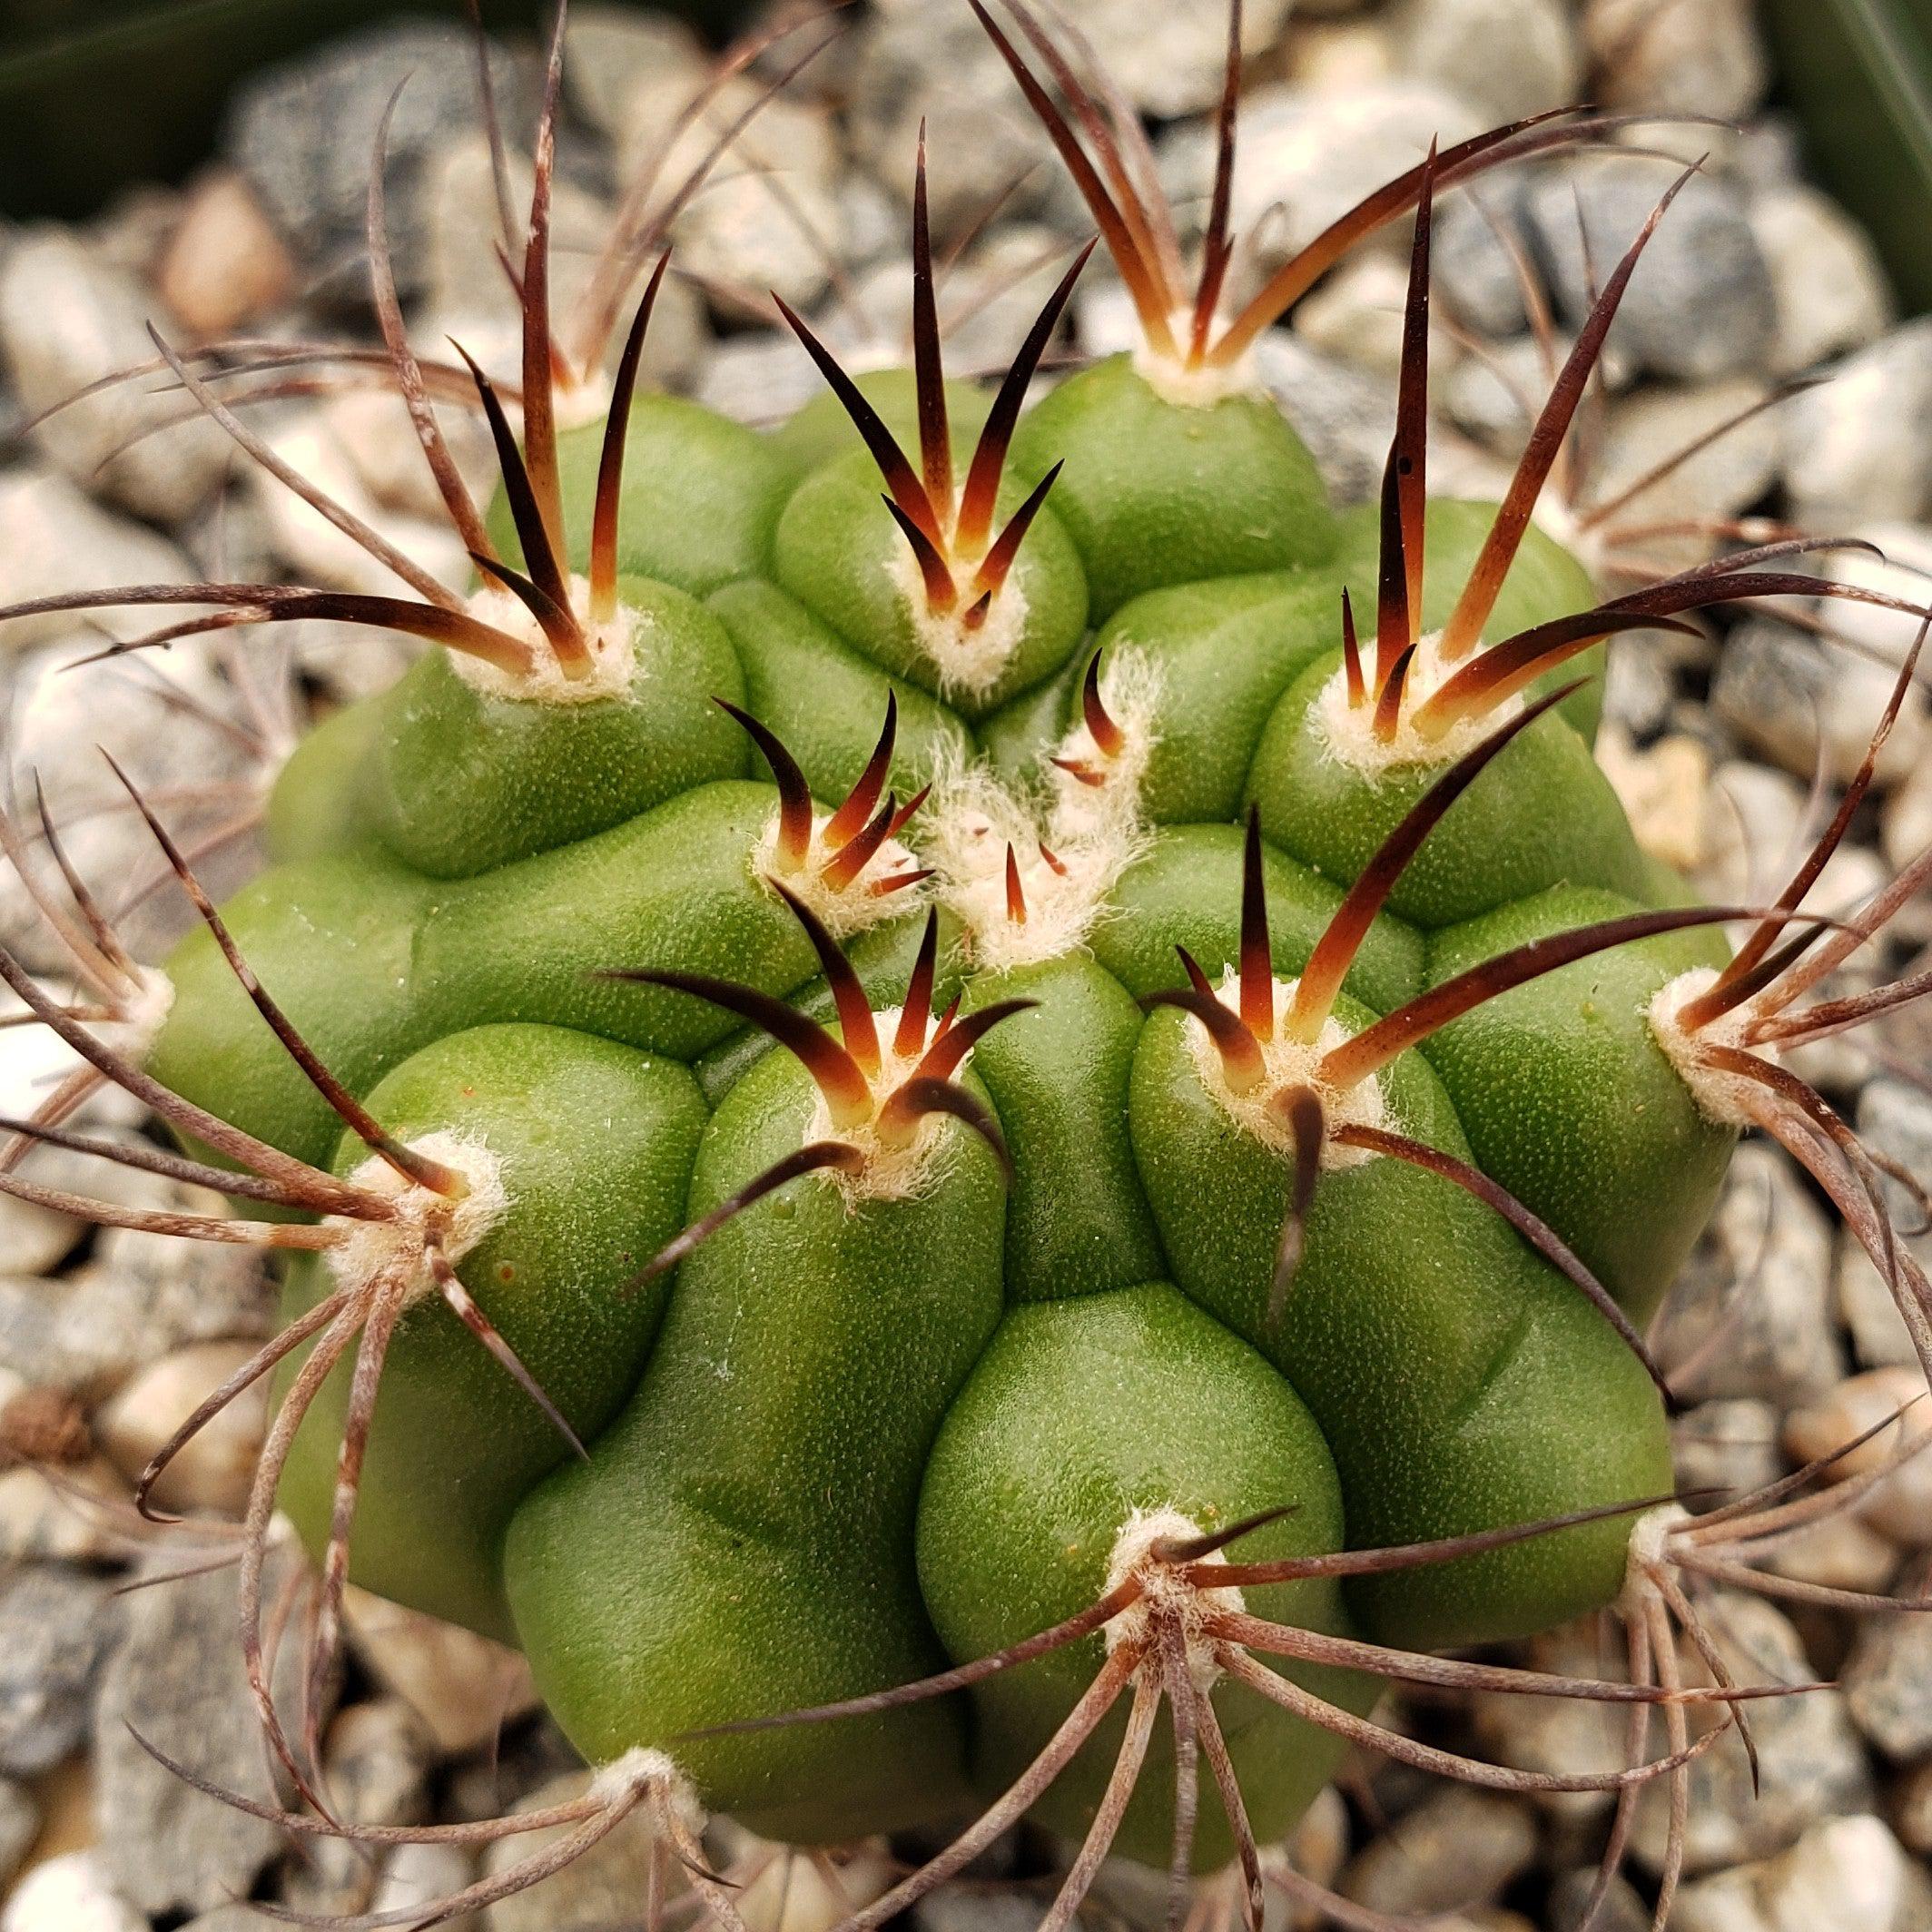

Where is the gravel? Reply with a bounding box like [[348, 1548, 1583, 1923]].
[[0, 1, 1927, 1924]]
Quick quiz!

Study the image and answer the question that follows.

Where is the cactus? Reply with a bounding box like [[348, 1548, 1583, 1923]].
[[2, 4, 1930, 1927]]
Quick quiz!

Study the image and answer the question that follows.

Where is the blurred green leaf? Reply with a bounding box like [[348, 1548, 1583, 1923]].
[[1763, 0, 1932, 314]]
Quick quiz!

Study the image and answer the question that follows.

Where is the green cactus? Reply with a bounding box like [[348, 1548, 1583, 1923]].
[[1, 5, 1927, 1927]]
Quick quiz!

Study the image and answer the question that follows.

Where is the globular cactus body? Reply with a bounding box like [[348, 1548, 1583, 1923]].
[[6, 6, 1930, 1919]]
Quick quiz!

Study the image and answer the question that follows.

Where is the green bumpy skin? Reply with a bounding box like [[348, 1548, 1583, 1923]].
[[145, 360, 1725, 1860]]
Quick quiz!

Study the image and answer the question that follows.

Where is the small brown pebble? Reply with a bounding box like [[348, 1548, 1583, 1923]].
[[0, 1387, 91, 1468], [155, 169, 295, 338]]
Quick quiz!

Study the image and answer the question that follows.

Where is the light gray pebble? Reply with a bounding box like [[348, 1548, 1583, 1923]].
[[1524, 159, 1774, 382], [479, 1767, 672, 1931], [226, 21, 532, 297], [562, 2, 706, 142], [1710, 617, 1929, 790], [0, 468, 195, 655], [1397, 0, 1582, 125], [1160, 79, 1481, 273], [1584, 377, 1785, 572], [1782, 319, 1932, 527], [370, 1840, 478, 1926], [1843, 1565, 1932, 1760], [1030, 0, 1294, 119], [1672, 1398, 1787, 1510], [0, 1562, 112, 1775], [1752, 183, 1895, 377], [1255, 330, 1398, 508], [1582, 0, 1769, 122], [1432, 190, 1535, 339], [1339, 1785, 1537, 1917], [1548, 1867, 1651, 1932], [1653, 1143, 1846, 1407], [913, 1888, 1099, 1932], [0, 1177, 269, 1399], [848, 7, 1061, 242], [93, 1545, 312, 1918], [694, 331, 824, 430], [1600, 641, 1677, 739], [1630, 1591, 1874, 1877], [280, 1697, 438, 1917], [1897, 1757, 1932, 1858], [0, 232, 231, 522], [1672, 1812, 1932, 1932]]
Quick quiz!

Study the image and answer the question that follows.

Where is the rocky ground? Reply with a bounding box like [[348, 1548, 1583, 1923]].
[[0, 0, 1928, 1927]]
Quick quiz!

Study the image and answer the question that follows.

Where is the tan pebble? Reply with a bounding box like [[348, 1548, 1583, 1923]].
[[343, 1589, 537, 1757], [94, 1340, 265, 1516], [155, 170, 294, 338], [1596, 725, 1711, 872]]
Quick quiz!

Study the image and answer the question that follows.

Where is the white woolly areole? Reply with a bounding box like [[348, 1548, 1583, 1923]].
[[1619, 1502, 1690, 1614], [925, 764, 1143, 973], [801, 1005, 958, 1205], [552, 370, 616, 435], [98, 965, 175, 1062], [886, 541, 1030, 702], [1102, 1507, 1247, 1693], [1193, 970, 1389, 1168], [1313, 629, 1520, 779], [324, 1131, 508, 1298], [752, 811, 923, 940], [589, 1746, 703, 1829], [451, 577, 638, 705], [1646, 966, 1756, 1128], [1131, 321, 1261, 409], [1046, 645, 1165, 849]]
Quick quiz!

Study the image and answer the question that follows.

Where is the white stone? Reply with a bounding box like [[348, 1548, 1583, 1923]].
[[1809, 524, 1932, 672], [1397, 0, 1582, 124], [94, 1340, 268, 1516], [1710, 618, 1929, 790], [563, 3, 706, 139], [1886, 756, 1932, 874], [1760, 1510, 1901, 1598], [1340, 1786, 1537, 1916], [714, 1824, 895, 1932], [0, 1458, 127, 1563], [246, 409, 468, 596], [0, 232, 231, 522], [372, 1839, 478, 1928], [1629, 1592, 1872, 1874], [1751, 184, 1895, 377], [1473, 1622, 1630, 1821], [344, 1587, 538, 1757], [1292, 251, 1464, 376], [1689, 1814, 1932, 1932], [1783, 320, 1932, 527], [1161, 79, 1483, 281], [1838, 1237, 1921, 1371], [1583, 378, 1786, 572], [0, 468, 196, 653], [615, 75, 841, 312], [848, 6, 1062, 239], [480, 1766, 677, 1932], [1582, 0, 1769, 122], [1652, 1143, 1845, 1406], [0, 1854, 144, 1932], [1594, 725, 1710, 872], [894, 0, 1295, 121]]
